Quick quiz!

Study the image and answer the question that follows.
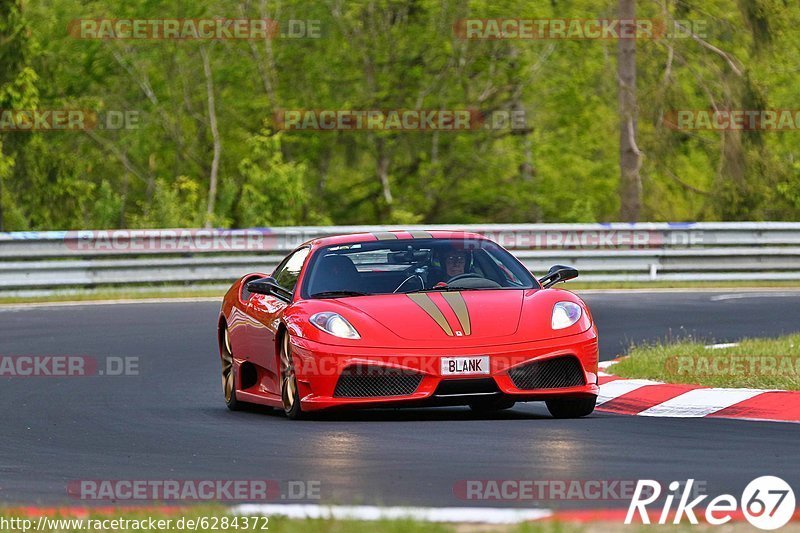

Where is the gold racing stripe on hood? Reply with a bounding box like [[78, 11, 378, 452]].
[[372, 231, 398, 240], [408, 230, 432, 239], [441, 291, 471, 336], [407, 293, 454, 336]]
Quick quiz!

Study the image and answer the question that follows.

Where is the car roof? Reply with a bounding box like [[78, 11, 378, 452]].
[[304, 230, 487, 249]]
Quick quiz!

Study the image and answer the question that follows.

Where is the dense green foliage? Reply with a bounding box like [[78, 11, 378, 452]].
[[0, 0, 798, 230]]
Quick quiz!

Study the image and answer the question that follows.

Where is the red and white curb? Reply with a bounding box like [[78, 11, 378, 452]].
[[596, 359, 800, 423]]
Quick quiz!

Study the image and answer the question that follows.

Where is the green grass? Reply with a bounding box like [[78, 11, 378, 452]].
[[611, 333, 800, 390], [0, 288, 224, 305]]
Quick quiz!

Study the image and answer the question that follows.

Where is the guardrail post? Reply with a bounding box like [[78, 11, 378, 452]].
[[649, 263, 658, 281]]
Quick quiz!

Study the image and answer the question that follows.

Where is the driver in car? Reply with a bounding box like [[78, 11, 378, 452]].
[[444, 251, 467, 278], [427, 247, 471, 287]]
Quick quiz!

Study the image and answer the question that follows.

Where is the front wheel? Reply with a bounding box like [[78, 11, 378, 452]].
[[545, 396, 596, 419], [280, 332, 304, 420], [221, 326, 242, 411]]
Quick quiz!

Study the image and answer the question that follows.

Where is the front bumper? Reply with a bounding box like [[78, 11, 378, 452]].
[[290, 329, 599, 411]]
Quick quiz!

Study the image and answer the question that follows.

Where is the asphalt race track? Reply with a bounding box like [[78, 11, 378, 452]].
[[2, 290, 799, 509]]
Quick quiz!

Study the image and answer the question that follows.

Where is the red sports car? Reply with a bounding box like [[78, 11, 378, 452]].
[[217, 230, 599, 419]]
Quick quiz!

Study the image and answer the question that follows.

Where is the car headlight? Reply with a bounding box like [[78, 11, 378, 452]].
[[551, 301, 582, 330], [310, 312, 361, 339]]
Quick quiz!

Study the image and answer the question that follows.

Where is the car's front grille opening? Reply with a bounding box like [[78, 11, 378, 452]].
[[333, 365, 423, 398], [508, 355, 585, 390], [434, 378, 500, 397]]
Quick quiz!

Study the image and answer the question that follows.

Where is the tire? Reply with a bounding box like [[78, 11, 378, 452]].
[[469, 397, 516, 412], [221, 325, 243, 411], [280, 332, 304, 420], [545, 396, 596, 419]]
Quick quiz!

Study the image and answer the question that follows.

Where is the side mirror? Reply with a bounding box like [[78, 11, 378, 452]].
[[538, 265, 579, 289], [246, 277, 282, 296]]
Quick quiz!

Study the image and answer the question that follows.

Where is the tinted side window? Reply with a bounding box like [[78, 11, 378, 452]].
[[273, 247, 310, 293]]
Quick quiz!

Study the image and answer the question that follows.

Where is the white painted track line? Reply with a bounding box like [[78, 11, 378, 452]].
[[704, 342, 740, 349], [637, 388, 766, 418], [231, 504, 553, 524], [710, 292, 800, 301], [597, 379, 662, 405]]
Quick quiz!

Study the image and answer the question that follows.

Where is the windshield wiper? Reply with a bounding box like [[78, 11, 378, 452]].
[[410, 286, 482, 293], [310, 290, 369, 299]]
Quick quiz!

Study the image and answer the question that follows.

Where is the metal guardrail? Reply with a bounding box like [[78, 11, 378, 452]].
[[1, 223, 799, 291]]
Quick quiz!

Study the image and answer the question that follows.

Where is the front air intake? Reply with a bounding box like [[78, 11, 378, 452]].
[[333, 366, 423, 398], [508, 356, 585, 390]]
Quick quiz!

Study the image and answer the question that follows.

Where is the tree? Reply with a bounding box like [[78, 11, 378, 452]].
[[0, 0, 38, 231], [618, 0, 642, 222], [1, 0, 798, 230]]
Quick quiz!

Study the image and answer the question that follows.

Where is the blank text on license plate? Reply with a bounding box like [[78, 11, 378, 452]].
[[441, 356, 490, 376]]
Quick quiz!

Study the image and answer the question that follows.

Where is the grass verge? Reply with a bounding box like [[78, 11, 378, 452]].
[[0, 288, 224, 305], [611, 333, 800, 390]]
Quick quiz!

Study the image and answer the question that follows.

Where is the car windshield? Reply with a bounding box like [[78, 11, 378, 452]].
[[301, 238, 537, 298]]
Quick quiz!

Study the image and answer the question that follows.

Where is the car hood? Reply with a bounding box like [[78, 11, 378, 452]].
[[337, 290, 524, 341]]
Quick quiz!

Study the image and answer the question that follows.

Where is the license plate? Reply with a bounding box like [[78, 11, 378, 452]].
[[441, 356, 490, 376]]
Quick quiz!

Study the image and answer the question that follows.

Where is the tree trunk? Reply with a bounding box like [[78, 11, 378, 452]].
[[618, 0, 642, 222], [119, 171, 129, 227], [201, 46, 221, 229], [0, 168, 4, 232], [376, 137, 393, 207]]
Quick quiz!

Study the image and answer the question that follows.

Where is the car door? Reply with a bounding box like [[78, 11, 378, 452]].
[[246, 247, 310, 396]]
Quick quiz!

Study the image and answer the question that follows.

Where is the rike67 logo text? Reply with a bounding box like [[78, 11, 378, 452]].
[[626, 476, 795, 530]]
